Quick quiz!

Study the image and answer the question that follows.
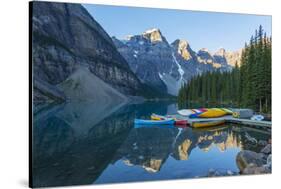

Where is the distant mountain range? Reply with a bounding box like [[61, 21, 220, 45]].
[[32, 2, 242, 104], [113, 28, 242, 95]]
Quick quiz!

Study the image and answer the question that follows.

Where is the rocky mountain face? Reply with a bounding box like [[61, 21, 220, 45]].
[[113, 29, 202, 96], [112, 29, 178, 94], [197, 47, 242, 69], [113, 29, 241, 96], [32, 1, 146, 104], [31, 1, 242, 100], [224, 49, 243, 67]]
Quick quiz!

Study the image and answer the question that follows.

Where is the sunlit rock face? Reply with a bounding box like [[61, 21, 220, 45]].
[[213, 48, 242, 69], [171, 128, 198, 160], [171, 126, 244, 158], [171, 39, 196, 61], [224, 49, 243, 67], [142, 159, 163, 172], [197, 48, 241, 71], [176, 139, 193, 160], [197, 48, 214, 64], [142, 28, 167, 43]]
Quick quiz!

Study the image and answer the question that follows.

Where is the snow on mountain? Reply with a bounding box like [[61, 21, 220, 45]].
[[112, 29, 241, 96], [143, 28, 160, 34]]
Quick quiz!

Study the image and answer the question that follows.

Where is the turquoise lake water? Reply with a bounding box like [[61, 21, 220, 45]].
[[32, 101, 271, 187]]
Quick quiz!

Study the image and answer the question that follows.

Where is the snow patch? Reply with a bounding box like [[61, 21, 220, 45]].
[[143, 28, 159, 34], [172, 52, 185, 93], [158, 73, 179, 96], [157, 54, 186, 96], [172, 52, 184, 77]]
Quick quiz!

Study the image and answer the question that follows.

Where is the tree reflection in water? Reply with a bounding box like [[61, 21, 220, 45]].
[[32, 101, 271, 187]]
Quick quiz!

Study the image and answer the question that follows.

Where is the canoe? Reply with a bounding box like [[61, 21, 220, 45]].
[[151, 115, 163, 120], [251, 115, 264, 121], [178, 108, 232, 118], [174, 119, 188, 125], [134, 119, 175, 125], [177, 109, 194, 117], [192, 120, 225, 128], [221, 108, 233, 114], [198, 108, 227, 118], [151, 113, 166, 120], [151, 113, 188, 126], [134, 124, 175, 129]]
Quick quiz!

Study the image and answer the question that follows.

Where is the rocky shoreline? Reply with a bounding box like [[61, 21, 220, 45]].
[[206, 139, 271, 177], [236, 139, 271, 175]]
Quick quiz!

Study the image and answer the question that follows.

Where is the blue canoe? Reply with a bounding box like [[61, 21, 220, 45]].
[[134, 124, 175, 129], [134, 119, 175, 125]]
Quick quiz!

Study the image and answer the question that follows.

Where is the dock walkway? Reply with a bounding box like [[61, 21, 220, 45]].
[[185, 115, 271, 129]]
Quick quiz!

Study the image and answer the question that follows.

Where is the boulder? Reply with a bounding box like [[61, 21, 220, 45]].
[[258, 140, 268, 146], [226, 170, 233, 176], [207, 168, 220, 177], [261, 144, 271, 154], [236, 150, 265, 172], [266, 154, 272, 169], [242, 163, 271, 175]]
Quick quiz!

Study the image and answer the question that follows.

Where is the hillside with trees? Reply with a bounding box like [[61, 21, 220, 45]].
[[178, 25, 271, 113]]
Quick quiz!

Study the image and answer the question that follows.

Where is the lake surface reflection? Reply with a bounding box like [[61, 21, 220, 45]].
[[32, 101, 271, 187]]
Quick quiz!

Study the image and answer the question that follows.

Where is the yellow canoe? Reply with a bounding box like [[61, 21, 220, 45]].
[[198, 108, 227, 118], [151, 115, 163, 120], [221, 108, 233, 114], [192, 120, 225, 128]]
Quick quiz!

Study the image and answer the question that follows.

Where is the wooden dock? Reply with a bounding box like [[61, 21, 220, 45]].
[[186, 115, 271, 129]]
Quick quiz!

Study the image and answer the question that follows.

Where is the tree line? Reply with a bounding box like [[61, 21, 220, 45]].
[[178, 25, 271, 113]]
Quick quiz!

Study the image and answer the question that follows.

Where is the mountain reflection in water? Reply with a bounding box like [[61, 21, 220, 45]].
[[32, 101, 271, 187]]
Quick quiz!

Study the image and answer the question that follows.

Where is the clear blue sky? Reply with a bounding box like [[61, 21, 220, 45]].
[[83, 4, 271, 52]]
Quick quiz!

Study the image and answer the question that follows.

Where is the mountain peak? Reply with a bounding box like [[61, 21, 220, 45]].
[[199, 48, 210, 53], [142, 28, 165, 43], [171, 39, 193, 60], [215, 48, 226, 56], [143, 28, 161, 34], [125, 35, 134, 40], [172, 39, 190, 47]]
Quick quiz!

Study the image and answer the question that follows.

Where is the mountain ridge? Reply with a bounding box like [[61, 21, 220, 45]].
[[113, 28, 242, 95], [32, 2, 168, 104]]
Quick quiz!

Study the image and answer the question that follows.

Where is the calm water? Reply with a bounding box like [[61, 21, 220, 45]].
[[32, 101, 271, 187]]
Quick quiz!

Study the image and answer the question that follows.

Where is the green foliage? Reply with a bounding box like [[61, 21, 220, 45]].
[[178, 25, 271, 113], [139, 83, 176, 99]]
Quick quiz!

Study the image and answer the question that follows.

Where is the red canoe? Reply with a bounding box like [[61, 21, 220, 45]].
[[174, 119, 188, 125]]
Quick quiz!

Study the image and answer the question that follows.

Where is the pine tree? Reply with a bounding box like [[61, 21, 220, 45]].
[[177, 25, 271, 113]]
